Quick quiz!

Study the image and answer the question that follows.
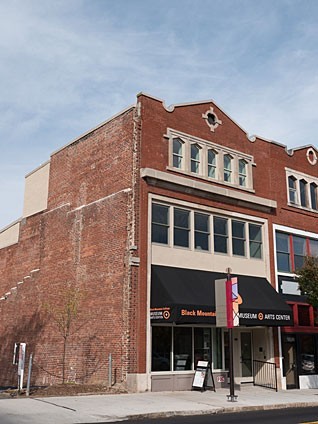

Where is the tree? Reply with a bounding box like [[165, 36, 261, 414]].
[[296, 256, 318, 307], [43, 284, 86, 384]]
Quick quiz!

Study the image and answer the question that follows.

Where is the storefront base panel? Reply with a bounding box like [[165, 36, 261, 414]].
[[299, 375, 318, 389], [151, 372, 229, 392], [126, 373, 149, 392]]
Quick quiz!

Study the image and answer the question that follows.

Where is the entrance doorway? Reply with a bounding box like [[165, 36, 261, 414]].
[[240, 331, 253, 380], [282, 335, 298, 389]]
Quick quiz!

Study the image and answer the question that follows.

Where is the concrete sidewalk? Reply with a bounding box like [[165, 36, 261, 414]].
[[1, 386, 318, 424]]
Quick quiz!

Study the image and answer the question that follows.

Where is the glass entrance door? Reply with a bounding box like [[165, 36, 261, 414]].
[[282, 335, 298, 389], [240, 332, 253, 377]]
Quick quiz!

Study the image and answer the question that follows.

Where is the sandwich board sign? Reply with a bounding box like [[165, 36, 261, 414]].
[[192, 361, 215, 392]]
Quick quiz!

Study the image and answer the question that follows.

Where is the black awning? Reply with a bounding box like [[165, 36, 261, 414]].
[[150, 265, 293, 326]]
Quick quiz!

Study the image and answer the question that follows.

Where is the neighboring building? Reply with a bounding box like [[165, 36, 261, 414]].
[[0, 93, 316, 392]]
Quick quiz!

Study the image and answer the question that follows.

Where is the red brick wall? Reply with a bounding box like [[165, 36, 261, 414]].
[[0, 108, 140, 387]]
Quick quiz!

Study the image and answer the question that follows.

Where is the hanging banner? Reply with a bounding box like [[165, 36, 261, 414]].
[[226, 277, 240, 328]]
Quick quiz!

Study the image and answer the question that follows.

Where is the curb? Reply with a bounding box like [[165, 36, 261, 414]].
[[121, 401, 318, 421]]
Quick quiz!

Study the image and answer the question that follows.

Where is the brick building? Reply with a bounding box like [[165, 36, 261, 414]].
[[0, 93, 317, 391]]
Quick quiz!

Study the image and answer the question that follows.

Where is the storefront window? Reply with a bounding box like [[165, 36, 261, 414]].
[[298, 305, 311, 326], [194, 328, 211, 367], [174, 327, 192, 370], [212, 328, 223, 369], [299, 334, 316, 374], [152, 327, 171, 371]]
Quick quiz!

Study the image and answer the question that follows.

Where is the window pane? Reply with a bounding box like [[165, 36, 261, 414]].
[[288, 176, 297, 204], [298, 305, 311, 326], [174, 209, 190, 247], [224, 155, 232, 182], [174, 327, 192, 371], [249, 224, 262, 259], [173, 138, 183, 169], [152, 204, 168, 224], [214, 217, 228, 254], [293, 236, 306, 270], [152, 204, 169, 244], [194, 212, 209, 250], [152, 326, 171, 371], [194, 328, 211, 367], [212, 328, 223, 370], [232, 221, 245, 238], [310, 183, 317, 210], [191, 145, 200, 174], [195, 213, 209, 232], [173, 138, 182, 155], [300, 179, 307, 207], [208, 150, 216, 178], [152, 224, 168, 244], [299, 334, 315, 375], [239, 160, 246, 187], [232, 221, 245, 256], [277, 252, 291, 272], [276, 232, 289, 252], [309, 239, 318, 257], [250, 242, 262, 258], [249, 224, 262, 241]]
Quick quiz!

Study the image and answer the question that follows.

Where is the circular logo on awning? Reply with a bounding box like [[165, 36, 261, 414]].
[[258, 312, 264, 321], [163, 310, 170, 320]]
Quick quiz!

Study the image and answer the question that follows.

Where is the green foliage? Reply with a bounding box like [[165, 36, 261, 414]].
[[296, 256, 318, 307]]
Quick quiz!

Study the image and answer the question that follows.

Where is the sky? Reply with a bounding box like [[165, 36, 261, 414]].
[[1, 0, 318, 229]]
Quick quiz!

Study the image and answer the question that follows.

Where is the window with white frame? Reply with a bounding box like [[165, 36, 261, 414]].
[[223, 154, 232, 183], [208, 149, 217, 179], [286, 169, 318, 212], [151, 202, 264, 259], [190, 144, 200, 174], [168, 130, 254, 191], [173, 138, 183, 169], [239, 159, 247, 187]]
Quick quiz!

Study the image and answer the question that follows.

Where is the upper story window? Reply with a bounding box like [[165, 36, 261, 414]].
[[223, 154, 232, 183], [213, 216, 228, 254], [310, 183, 318, 211], [190, 144, 200, 174], [152, 202, 263, 260], [167, 129, 254, 191], [286, 169, 318, 213], [152, 203, 170, 244], [232, 220, 246, 256], [249, 223, 262, 259], [300, 179, 308, 207], [288, 176, 297, 204], [276, 232, 291, 273], [194, 212, 210, 251], [208, 149, 217, 179], [173, 138, 183, 169], [275, 230, 318, 273], [239, 159, 247, 187], [174, 208, 190, 248]]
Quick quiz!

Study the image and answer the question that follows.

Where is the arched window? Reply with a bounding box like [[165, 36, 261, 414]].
[[310, 183, 317, 210], [288, 176, 297, 204], [173, 138, 183, 169], [208, 149, 217, 178], [223, 154, 232, 182], [238, 159, 247, 187], [190, 144, 200, 174], [299, 179, 308, 207]]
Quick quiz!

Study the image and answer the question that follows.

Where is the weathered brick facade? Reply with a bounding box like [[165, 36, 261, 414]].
[[0, 93, 317, 391]]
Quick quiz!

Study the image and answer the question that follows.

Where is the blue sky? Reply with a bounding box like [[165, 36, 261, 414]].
[[1, 0, 318, 229]]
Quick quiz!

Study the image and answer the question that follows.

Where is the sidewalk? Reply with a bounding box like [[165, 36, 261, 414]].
[[1, 386, 318, 424]]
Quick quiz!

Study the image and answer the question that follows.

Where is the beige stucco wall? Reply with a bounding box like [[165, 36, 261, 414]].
[[23, 161, 50, 218], [0, 221, 20, 249]]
